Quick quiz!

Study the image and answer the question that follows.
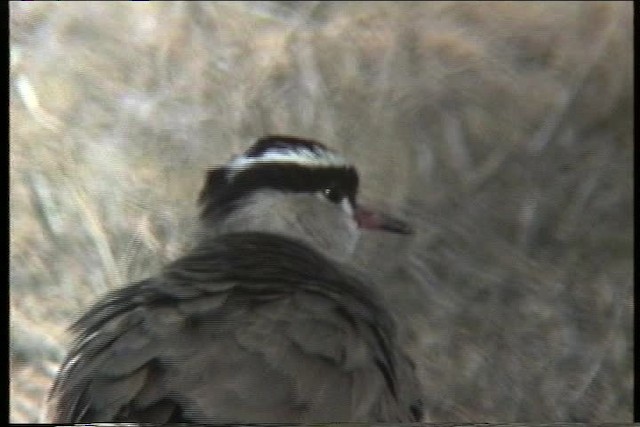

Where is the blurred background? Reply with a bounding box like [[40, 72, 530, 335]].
[[9, 1, 632, 423]]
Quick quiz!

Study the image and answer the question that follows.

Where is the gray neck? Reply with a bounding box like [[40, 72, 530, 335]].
[[199, 190, 361, 262]]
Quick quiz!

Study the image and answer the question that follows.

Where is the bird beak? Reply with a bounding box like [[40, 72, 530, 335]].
[[355, 205, 413, 234]]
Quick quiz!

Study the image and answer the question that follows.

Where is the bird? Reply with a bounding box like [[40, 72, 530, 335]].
[[47, 135, 424, 423]]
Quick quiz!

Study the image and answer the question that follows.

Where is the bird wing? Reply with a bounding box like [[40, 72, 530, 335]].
[[47, 277, 418, 423]]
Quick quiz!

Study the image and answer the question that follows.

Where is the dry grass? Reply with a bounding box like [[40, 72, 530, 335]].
[[9, 1, 632, 423]]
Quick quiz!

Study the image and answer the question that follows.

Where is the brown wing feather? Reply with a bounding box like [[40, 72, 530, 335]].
[[48, 233, 423, 423]]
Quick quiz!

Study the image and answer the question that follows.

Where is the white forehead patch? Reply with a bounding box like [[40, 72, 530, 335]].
[[226, 145, 349, 179]]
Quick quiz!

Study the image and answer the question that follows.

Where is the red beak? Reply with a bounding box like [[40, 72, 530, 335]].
[[354, 205, 412, 234]]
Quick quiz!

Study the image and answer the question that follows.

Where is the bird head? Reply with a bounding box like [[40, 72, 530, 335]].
[[198, 135, 411, 261]]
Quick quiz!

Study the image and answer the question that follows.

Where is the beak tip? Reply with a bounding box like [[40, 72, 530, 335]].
[[383, 220, 414, 235], [398, 224, 414, 235]]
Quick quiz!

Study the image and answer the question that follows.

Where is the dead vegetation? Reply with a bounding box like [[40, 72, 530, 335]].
[[10, 1, 632, 422]]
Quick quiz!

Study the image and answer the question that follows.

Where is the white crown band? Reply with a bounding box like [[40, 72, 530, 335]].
[[226, 147, 349, 179]]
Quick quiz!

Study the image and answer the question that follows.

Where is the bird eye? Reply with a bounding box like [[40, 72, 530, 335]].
[[322, 186, 343, 203]]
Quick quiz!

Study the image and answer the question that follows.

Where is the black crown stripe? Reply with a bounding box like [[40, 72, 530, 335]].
[[199, 163, 359, 221]]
